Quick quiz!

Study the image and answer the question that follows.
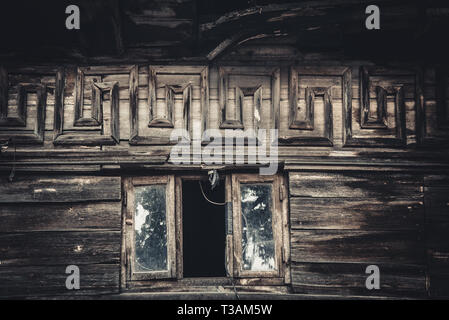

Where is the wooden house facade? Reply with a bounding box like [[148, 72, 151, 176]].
[[0, 0, 448, 299]]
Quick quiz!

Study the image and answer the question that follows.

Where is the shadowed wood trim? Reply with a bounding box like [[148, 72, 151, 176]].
[[416, 67, 449, 147], [415, 68, 425, 145], [0, 66, 48, 132], [0, 66, 7, 121], [360, 66, 388, 129], [0, 82, 47, 145], [0, 85, 26, 127], [74, 67, 102, 127], [436, 69, 449, 130], [344, 66, 408, 148]]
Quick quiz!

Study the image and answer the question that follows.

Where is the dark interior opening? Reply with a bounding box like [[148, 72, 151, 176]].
[[182, 179, 226, 278]]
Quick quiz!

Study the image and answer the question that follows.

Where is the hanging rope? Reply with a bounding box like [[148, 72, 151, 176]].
[[198, 180, 226, 206]]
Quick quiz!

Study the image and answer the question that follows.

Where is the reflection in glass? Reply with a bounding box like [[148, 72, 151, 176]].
[[240, 184, 275, 271], [134, 185, 167, 272]]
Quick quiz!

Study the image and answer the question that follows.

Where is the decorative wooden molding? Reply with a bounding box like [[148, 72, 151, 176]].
[[0, 84, 27, 127], [74, 67, 102, 127], [414, 68, 426, 145], [218, 66, 279, 133], [360, 66, 389, 129], [0, 84, 47, 145], [0, 66, 48, 144], [53, 66, 128, 146], [344, 66, 407, 148], [130, 66, 208, 145], [280, 66, 342, 146]]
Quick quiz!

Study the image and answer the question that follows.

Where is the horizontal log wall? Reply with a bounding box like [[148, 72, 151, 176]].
[[288, 171, 428, 298], [0, 175, 122, 298], [0, 171, 446, 299], [424, 175, 449, 298]]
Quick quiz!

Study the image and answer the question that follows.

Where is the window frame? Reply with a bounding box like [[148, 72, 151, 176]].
[[231, 174, 288, 279], [123, 175, 176, 282], [121, 173, 290, 289]]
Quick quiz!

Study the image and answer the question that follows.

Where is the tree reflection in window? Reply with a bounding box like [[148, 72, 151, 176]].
[[240, 184, 275, 271], [134, 185, 167, 272]]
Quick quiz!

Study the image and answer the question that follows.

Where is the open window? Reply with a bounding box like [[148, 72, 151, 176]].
[[121, 173, 290, 289], [123, 176, 176, 281], [231, 174, 289, 280]]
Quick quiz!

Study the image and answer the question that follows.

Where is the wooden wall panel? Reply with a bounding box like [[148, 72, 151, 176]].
[[0, 63, 446, 152], [0, 174, 122, 298], [0, 66, 54, 145], [291, 229, 424, 265], [0, 264, 120, 298], [0, 231, 120, 266], [214, 66, 279, 144], [291, 263, 426, 298], [53, 66, 135, 146], [0, 202, 121, 232], [278, 66, 349, 146], [0, 175, 121, 203], [130, 65, 208, 145], [288, 171, 427, 298], [290, 198, 424, 230], [416, 68, 449, 146], [344, 66, 411, 148], [424, 175, 449, 298], [289, 172, 422, 198]]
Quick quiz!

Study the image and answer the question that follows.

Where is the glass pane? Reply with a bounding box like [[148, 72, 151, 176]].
[[134, 185, 167, 272], [240, 183, 275, 271]]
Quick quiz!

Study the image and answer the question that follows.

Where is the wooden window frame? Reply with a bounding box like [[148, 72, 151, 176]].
[[122, 173, 290, 289], [231, 174, 289, 280], [122, 176, 176, 282]]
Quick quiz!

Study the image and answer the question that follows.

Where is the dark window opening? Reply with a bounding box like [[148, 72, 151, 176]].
[[182, 179, 226, 277]]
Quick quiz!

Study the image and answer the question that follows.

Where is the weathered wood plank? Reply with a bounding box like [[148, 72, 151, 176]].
[[0, 231, 120, 266], [425, 193, 449, 224], [427, 223, 449, 268], [0, 202, 121, 232], [0, 176, 121, 203], [0, 264, 120, 298], [291, 230, 425, 265], [291, 262, 426, 298], [289, 172, 423, 198], [424, 175, 449, 187], [290, 198, 424, 230], [428, 273, 449, 298], [424, 174, 449, 298]]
